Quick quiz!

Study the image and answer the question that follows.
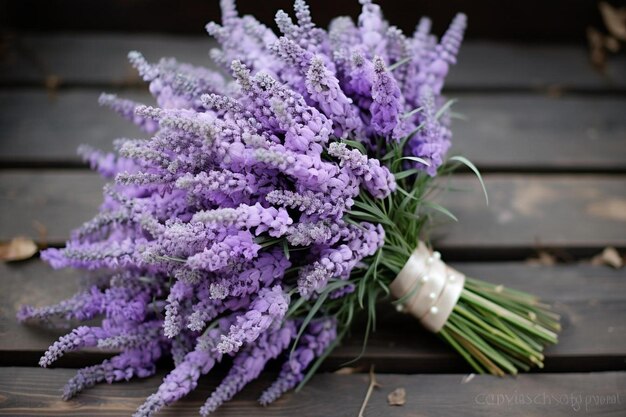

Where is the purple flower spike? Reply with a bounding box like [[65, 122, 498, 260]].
[[370, 56, 402, 137], [259, 318, 336, 405], [201, 321, 296, 415], [217, 285, 290, 354]]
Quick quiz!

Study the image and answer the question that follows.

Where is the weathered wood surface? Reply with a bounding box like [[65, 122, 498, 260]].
[[2, 0, 607, 41], [436, 175, 626, 252], [1, 32, 625, 416], [0, 367, 624, 417], [0, 90, 153, 167], [1, 91, 625, 170], [1, 171, 624, 250], [2, 261, 624, 372], [1, 36, 625, 90]]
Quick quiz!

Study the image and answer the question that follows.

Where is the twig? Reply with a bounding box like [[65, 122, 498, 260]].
[[358, 365, 380, 417]]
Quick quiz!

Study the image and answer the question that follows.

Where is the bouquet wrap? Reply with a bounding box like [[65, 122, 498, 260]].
[[391, 242, 465, 332]]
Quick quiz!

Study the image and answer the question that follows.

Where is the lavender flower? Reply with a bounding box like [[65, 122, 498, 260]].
[[39, 326, 107, 367], [201, 321, 296, 415], [18, 286, 105, 323], [133, 323, 228, 417], [259, 318, 336, 405], [217, 285, 290, 354], [63, 341, 162, 400], [370, 56, 402, 137]]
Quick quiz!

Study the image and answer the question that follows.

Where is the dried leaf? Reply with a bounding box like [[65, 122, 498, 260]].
[[586, 26, 607, 71], [526, 251, 557, 266], [591, 247, 623, 269], [599, 2, 626, 41], [0, 237, 38, 261], [387, 388, 406, 406], [605, 36, 621, 52], [334, 366, 360, 375]]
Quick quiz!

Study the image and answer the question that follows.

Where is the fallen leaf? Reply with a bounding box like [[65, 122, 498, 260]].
[[591, 247, 623, 269], [599, 2, 626, 41], [587, 26, 607, 71], [334, 366, 360, 375], [526, 251, 557, 266], [0, 237, 38, 261], [387, 388, 406, 406], [605, 36, 621, 52]]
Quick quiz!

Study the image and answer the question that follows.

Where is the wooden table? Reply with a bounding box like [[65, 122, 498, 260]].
[[0, 34, 625, 416]]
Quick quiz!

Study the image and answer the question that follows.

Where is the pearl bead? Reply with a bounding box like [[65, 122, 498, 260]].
[[430, 306, 439, 314], [420, 275, 429, 284], [433, 251, 441, 260], [448, 274, 456, 282], [429, 292, 437, 300]]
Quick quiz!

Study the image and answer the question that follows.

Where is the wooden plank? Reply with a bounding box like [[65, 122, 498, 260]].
[[0, 90, 149, 166], [0, 171, 104, 244], [1, 171, 624, 249], [2, 261, 624, 372], [1, 91, 625, 170], [449, 42, 626, 91], [0, 34, 218, 87], [1, 35, 625, 89], [0, 367, 624, 416], [451, 94, 626, 172], [2, 0, 603, 42], [435, 175, 626, 252]]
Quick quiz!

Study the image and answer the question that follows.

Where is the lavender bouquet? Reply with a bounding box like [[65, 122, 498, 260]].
[[18, 1, 560, 415]]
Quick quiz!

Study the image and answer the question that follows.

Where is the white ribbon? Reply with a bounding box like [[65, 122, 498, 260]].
[[390, 242, 465, 333]]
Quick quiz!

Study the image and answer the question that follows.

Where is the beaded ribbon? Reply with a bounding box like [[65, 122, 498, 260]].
[[390, 241, 465, 332]]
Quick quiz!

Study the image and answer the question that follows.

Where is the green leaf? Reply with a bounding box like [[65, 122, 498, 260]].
[[346, 210, 394, 226], [396, 156, 431, 167], [401, 106, 423, 119], [290, 280, 350, 356], [422, 201, 459, 222], [435, 98, 458, 120], [388, 56, 411, 71], [381, 147, 399, 161], [448, 156, 489, 205], [394, 169, 421, 180], [341, 139, 367, 154], [286, 296, 306, 318], [282, 239, 290, 260], [352, 200, 390, 224], [449, 111, 467, 121]]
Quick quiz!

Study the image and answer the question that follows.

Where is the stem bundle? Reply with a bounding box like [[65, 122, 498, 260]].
[[440, 278, 560, 375]]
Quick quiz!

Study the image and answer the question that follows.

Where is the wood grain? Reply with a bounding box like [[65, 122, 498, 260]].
[[1, 91, 625, 170], [2, 0, 608, 41], [1, 35, 624, 90], [2, 261, 624, 372], [0, 367, 624, 416], [1, 171, 624, 250], [0, 171, 104, 244], [435, 175, 626, 251], [0, 90, 152, 166]]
